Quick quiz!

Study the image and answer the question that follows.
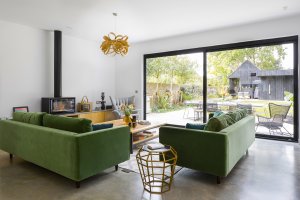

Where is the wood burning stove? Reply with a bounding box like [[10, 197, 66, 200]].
[[42, 97, 75, 114]]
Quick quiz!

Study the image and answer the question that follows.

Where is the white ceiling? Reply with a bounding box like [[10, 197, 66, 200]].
[[0, 0, 300, 43]]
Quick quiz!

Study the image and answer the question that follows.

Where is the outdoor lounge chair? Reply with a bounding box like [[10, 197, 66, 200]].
[[255, 103, 292, 136]]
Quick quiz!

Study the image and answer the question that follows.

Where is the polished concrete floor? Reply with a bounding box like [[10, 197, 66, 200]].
[[0, 139, 299, 200]]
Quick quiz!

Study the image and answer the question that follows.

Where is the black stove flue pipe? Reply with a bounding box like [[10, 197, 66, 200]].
[[54, 30, 62, 98]]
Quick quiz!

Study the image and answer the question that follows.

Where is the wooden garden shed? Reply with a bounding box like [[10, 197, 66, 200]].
[[228, 60, 293, 100]]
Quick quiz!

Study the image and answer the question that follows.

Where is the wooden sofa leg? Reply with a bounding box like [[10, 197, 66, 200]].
[[216, 176, 221, 184], [75, 181, 80, 188], [246, 149, 249, 155], [115, 165, 119, 171], [9, 153, 13, 161]]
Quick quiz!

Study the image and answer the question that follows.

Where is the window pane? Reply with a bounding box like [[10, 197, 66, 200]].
[[146, 53, 204, 125], [207, 44, 294, 138]]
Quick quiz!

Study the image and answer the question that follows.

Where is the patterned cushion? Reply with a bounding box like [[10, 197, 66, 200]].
[[204, 114, 236, 132]]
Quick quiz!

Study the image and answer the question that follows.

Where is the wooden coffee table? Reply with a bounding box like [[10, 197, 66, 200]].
[[99, 119, 166, 153]]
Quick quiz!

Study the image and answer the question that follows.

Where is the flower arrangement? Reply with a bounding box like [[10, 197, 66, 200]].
[[120, 104, 134, 116], [120, 104, 134, 125]]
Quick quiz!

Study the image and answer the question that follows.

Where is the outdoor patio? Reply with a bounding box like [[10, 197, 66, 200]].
[[147, 107, 294, 138]]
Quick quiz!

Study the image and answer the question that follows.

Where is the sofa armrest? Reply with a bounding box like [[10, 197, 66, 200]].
[[221, 116, 255, 173], [159, 126, 228, 176], [75, 126, 130, 180]]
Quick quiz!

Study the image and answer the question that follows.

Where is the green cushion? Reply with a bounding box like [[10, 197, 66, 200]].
[[186, 123, 206, 130], [92, 123, 113, 131], [236, 109, 248, 118], [209, 111, 224, 119], [225, 112, 239, 122], [43, 114, 92, 133], [13, 112, 45, 126], [204, 114, 235, 132], [213, 111, 224, 117]]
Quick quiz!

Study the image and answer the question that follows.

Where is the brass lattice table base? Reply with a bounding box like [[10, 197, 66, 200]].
[[136, 145, 177, 194]]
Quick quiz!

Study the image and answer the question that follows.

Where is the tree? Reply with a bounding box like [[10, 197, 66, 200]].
[[147, 55, 202, 107], [146, 58, 166, 92], [147, 56, 201, 91]]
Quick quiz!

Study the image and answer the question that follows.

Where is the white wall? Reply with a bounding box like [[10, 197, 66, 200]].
[[0, 21, 51, 118], [0, 20, 115, 118], [115, 14, 300, 113], [61, 35, 115, 108]]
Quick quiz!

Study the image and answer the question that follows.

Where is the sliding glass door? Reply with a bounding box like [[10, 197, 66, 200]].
[[145, 53, 204, 125], [144, 36, 298, 142], [207, 43, 295, 140]]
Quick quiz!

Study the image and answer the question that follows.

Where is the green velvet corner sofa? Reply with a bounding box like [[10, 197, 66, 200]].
[[159, 109, 255, 184], [0, 112, 130, 188]]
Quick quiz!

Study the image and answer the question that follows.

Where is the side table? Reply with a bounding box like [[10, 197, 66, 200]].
[[136, 145, 177, 194]]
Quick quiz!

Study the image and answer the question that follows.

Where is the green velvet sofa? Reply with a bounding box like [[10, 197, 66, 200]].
[[159, 115, 255, 183], [0, 113, 130, 188]]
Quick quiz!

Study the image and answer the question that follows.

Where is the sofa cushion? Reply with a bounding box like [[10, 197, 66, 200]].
[[225, 112, 237, 122], [236, 108, 248, 118], [225, 109, 248, 122], [204, 114, 236, 132], [208, 111, 224, 119], [43, 114, 92, 133], [92, 123, 113, 131], [13, 112, 45, 126], [225, 112, 239, 122], [186, 123, 206, 130], [213, 111, 224, 117]]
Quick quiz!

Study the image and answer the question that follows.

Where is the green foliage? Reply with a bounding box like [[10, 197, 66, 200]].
[[180, 85, 202, 101], [182, 93, 193, 101], [284, 91, 294, 102], [150, 92, 171, 112], [146, 56, 201, 88], [157, 94, 170, 110]]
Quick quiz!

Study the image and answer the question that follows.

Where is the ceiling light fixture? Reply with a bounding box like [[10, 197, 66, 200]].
[[100, 13, 129, 56]]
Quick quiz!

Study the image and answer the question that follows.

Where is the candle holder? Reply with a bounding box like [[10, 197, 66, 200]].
[[100, 92, 106, 110]]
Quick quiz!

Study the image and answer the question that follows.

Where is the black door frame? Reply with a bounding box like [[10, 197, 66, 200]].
[[143, 35, 299, 142]]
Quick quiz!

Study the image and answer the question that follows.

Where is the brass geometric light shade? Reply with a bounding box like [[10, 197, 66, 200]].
[[100, 13, 129, 56]]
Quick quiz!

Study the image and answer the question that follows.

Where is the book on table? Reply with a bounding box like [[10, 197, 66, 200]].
[[147, 143, 165, 150], [143, 129, 156, 134]]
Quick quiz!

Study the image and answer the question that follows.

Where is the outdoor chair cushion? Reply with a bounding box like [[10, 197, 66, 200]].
[[13, 112, 45, 126], [43, 114, 92, 133]]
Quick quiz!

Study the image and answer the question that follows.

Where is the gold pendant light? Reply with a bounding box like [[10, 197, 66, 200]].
[[100, 13, 129, 56]]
